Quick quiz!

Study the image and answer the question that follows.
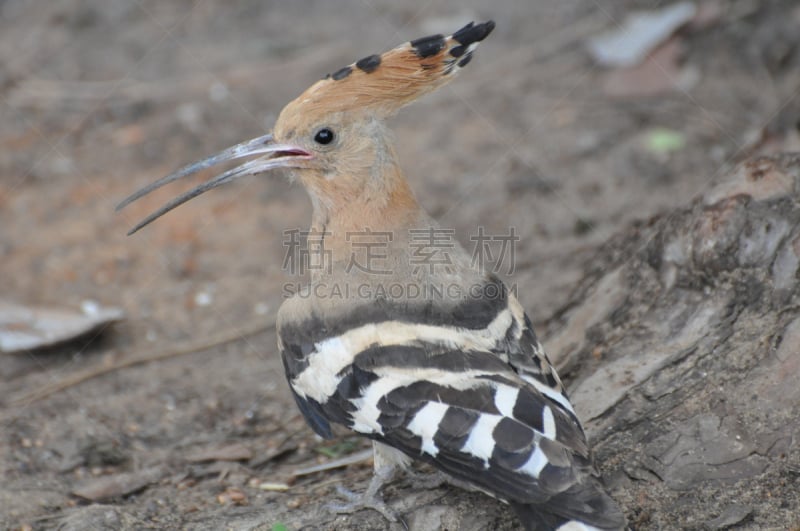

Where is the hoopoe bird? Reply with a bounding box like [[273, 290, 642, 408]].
[[118, 21, 625, 531]]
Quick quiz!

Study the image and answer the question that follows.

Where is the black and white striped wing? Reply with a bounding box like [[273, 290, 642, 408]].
[[279, 276, 592, 505], [348, 343, 592, 503]]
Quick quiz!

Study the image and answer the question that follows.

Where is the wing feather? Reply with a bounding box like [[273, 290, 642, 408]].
[[278, 276, 595, 506]]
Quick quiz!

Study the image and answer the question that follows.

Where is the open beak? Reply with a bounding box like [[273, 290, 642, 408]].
[[116, 133, 311, 235]]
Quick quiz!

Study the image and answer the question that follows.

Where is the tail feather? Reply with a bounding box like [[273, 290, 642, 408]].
[[511, 479, 625, 531]]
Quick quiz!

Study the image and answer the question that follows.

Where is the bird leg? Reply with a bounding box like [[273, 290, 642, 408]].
[[327, 462, 401, 523], [326, 447, 450, 526]]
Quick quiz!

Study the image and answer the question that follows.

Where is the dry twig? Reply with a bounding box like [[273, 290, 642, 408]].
[[11, 316, 276, 406]]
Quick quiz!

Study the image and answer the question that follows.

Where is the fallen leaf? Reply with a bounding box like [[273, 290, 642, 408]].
[[0, 300, 124, 353], [72, 466, 164, 501], [588, 2, 697, 67]]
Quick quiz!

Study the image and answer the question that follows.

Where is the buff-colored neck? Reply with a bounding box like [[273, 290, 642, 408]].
[[310, 167, 422, 257]]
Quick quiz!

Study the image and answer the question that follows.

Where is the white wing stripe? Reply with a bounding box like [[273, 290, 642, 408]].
[[406, 401, 450, 457], [517, 444, 548, 478], [494, 385, 519, 417], [524, 374, 576, 416], [349, 367, 491, 435], [461, 413, 502, 466], [292, 308, 514, 403], [542, 405, 557, 439]]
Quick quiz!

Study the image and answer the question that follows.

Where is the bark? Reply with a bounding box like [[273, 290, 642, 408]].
[[552, 153, 800, 530]]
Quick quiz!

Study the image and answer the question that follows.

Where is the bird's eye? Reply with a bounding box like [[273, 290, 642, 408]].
[[314, 128, 335, 145]]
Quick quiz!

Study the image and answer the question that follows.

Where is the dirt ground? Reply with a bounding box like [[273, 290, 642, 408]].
[[2, 1, 799, 530]]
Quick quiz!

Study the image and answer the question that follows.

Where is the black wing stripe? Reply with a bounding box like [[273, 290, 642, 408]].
[[353, 344, 512, 375], [434, 406, 481, 447], [279, 275, 508, 350], [289, 390, 333, 439], [378, 380, 499, 417], [492, 416, 535, 454]]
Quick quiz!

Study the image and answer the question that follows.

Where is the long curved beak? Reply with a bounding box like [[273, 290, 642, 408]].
[[116, 133, 311, 235]]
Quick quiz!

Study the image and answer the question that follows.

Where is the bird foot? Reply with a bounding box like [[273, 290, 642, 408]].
[[327, 485, 403, 524]]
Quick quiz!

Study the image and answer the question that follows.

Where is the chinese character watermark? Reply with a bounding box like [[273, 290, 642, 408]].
[[409, 227, 455, 274], [469, 226, 519, 275], [282, 226, 520, 277], [345, 228, 393, 275], [282, 228, 331, 275]]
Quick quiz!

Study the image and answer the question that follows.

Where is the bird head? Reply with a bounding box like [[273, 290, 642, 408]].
[[118, 21, 495, 234]]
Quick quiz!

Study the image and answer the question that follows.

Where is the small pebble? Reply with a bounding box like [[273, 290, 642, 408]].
[[217, 487, 247, 505], [286, 497, 303, 509], [194, 291, 213, 307]]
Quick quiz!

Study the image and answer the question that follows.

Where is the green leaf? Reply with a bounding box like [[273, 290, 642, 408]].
[[272, 523, 289, 531], [315, 438, 359, 458], [646, 128, 685, 154]]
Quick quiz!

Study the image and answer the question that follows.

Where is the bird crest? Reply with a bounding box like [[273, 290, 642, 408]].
[[280, 21, 495, 121]]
